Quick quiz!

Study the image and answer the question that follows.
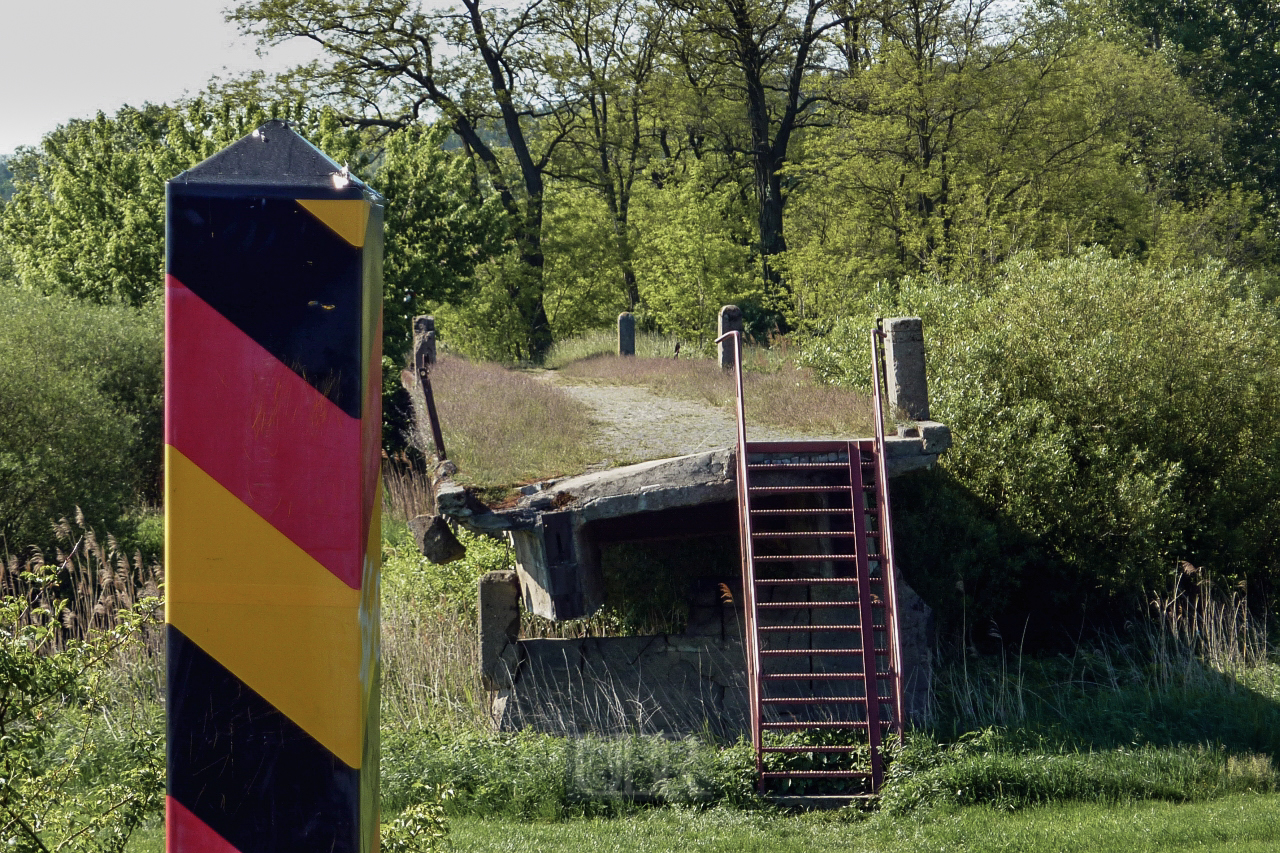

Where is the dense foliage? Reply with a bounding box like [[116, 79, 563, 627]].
[[0, 289, 162, 554], [801, 253, 1280, 635], [0, 565, 164, 853]]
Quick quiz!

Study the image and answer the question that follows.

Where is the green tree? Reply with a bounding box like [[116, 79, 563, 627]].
[[0, 106, 173, 306], [375, 123, 510, 361], [632, 159, 761, 343], [663, 0, 862, 304], [0, 157, 14, 201], [232, 0, 579, 360], [1110, 0, 1280, 222], [542, 183, 632, 337], [0, 289, 162, 555], [543, 0, 668, 310], [0, 97, 318, 307], [780, 17, 1225, 321]]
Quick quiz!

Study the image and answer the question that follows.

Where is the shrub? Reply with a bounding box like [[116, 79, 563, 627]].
[[0, 288, 162, 555], [380, 801, 449, 853], [801, 252, 1280, 633]]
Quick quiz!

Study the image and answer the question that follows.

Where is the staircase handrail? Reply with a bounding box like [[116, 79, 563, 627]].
[[871, 327, 906, 743], [715, 329, 762, 757]]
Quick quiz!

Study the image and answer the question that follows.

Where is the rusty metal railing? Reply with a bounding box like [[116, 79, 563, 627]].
[[715, 329, 762, 766], [871, 326, 906, 744]]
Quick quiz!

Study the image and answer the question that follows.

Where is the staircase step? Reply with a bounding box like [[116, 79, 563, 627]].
[[760, 770, 872, 780], [760, 648, 864, 657], [751, 507, 852, 516], [767, 794, 876, 809], [752, 531, 856, 538], [748, 462, 850, 470], [758, 600, 859, 609], [762, 745, 864, 754], [755, 577, 857, 585], [758, 624, 862, 632], [755, 554, 859, 562], [762, 696, 868, 704], [745, 440, 851, 452], [762, 671, 894, 679], [749, 485, 851, 494], [762, 721, 871, 730]]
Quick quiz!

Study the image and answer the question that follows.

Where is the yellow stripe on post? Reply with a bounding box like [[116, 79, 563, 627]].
[[165, 446, 365, 768], [297, 199, 372, 248]]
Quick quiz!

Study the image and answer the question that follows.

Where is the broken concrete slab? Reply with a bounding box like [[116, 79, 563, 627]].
[[409, 514, 466, 564]]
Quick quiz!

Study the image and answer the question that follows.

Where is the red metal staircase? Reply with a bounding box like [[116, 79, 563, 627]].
[[717, 329, 905, 799]]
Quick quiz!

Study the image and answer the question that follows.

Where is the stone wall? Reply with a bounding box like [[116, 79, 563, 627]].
[[492, 635, 752, 738], [481, 565, 935, 735]]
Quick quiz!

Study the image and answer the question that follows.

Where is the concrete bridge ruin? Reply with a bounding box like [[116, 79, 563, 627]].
[[409, 316, 948, 739]]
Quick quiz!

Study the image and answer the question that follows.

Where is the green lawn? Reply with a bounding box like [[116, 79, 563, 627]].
[[448, 793, 1280, 852]]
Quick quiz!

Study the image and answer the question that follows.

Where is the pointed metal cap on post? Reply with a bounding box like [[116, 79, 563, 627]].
[[168, 119, 380, 202]]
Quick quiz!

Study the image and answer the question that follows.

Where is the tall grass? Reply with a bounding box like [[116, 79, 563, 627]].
[[2, 509, 164, 708], [559, 354, 875, 437], [382, 452, 439, 519], [408, 355, 601, 491], [381, 581, 489, 733], [380, 468, 512, 733], [934, 569, 1279, 757], [1150, 563, 1268, 678]]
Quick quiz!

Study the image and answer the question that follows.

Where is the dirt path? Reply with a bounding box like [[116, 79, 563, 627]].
[[539, 374, 798, 466]]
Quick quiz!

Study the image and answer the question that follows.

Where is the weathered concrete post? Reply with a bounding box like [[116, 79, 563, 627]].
[[718, 304, 744, 369], [478, 570, 522, 690], [414, 314, 437, 367], [617, 312, 636, 356], [882, 317, 930, 421], [164, 120, 383, 853], [413, 314, 447, 461]]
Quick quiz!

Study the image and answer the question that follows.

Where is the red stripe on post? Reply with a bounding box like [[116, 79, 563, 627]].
[[166, 798, 243, 853], [165, 275, 364, 589]]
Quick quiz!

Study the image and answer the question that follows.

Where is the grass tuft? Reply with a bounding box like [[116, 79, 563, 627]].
[[881, 729, 1279, 814], [408, 355, 600, 492], [558, 353, 874, 437]]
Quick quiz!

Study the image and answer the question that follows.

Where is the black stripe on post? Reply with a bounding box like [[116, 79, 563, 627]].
[[166, 625, 361, 853]]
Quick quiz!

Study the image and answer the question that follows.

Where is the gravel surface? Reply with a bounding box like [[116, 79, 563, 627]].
[[543, 375, 801, 467]]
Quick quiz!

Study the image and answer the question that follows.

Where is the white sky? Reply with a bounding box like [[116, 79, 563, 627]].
[[0, 0, 320, 157]]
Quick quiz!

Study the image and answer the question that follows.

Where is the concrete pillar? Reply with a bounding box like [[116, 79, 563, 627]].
[[718, 304, 743, 370], [883, 317, 930, 421], [413, 314, 436, 369], [479, 570, 521, 690], [165, 120, 382, 853], [617, 312, 635, 357]]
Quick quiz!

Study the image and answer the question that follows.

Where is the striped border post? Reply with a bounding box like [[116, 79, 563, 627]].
[[164, 120, 384, 853]]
